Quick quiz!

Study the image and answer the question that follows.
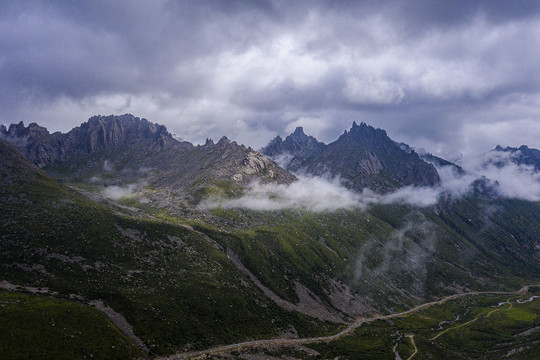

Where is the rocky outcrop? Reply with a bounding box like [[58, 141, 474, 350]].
[[151, 136, 295, 190], [242, 151, 275, 175]]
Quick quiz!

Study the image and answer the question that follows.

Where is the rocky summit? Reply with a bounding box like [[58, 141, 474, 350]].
[[263, 121, 440, 193], [261, 126, 325, 170], [0, 114, 175, 169]]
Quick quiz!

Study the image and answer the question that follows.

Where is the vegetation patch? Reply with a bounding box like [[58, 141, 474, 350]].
[[0, 291, 146, 360]]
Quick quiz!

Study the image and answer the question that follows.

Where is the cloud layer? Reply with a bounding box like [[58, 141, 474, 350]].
[[202, 147, 540, 212], [2, 1, 540, 157], [201, 175, 441, 212]]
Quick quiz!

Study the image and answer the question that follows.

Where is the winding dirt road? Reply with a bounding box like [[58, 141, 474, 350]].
[[405, 334, 417, 360], [157, 285, 538, 360]]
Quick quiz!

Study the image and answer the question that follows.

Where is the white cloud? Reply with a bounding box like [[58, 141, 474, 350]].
[[468, 149, 540, 201], [102, 184, 136, 200], [429, 149, 540, 202], [201, 175, 442, 212], [201, 176, 363, 212]]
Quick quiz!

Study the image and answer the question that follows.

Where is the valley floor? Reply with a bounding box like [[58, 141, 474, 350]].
[[159, 285, 540, 360]]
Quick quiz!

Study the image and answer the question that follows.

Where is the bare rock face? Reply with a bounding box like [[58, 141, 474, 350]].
[[358, 150, 383, 175], [242, 151, 274, 175], [1, 114, 176, 169], [161, 137, 295, 190]]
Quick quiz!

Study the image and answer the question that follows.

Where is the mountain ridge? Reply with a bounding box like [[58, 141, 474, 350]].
[[262, 121, 440, 193], [1, 115, 295, 202], [490, 144, 540, 170]]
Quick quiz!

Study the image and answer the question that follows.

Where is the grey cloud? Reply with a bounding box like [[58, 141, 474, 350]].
[[2, 1, 540, 157]]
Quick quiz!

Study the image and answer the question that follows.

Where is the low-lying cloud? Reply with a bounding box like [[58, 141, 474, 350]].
[[464, 149, 540, 201], [202, 177, 362, 212], [201, 176, 441, 212], [102, 184, 136, 200], [202, 148, 540, 212], [427, 147, 540, 202]]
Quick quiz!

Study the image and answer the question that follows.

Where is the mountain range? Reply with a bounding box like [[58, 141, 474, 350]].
[[1, 114, 539, 360]]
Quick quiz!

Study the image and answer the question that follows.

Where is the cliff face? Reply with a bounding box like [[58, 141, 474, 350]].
[[263, 122, 440, 193], [67, 114, 175, 153], [0, 114, 175, 168]]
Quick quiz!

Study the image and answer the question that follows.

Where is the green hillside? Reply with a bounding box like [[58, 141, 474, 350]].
[[1, 137, 539, 359]]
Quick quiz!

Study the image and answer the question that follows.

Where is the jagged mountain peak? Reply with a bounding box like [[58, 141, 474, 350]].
[[2, 114, 296, 205], [494, 144, 534, 153], [306, 122, 439, 192], [2, 121, 50, 139], [342, 121, 389, 145], [75, 113, 175, 150], [261, 127, 325, 158], [217, 136, 232, 146], [293, 126, 306, 136]]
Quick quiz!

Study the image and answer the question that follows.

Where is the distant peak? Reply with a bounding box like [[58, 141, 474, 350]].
[[349, 121, 385, 134], [351, 121, 368, 129], [217, 136, 230, 145], [293, 127, 305, 136]]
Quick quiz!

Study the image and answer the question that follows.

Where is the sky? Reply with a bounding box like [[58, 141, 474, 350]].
[[2, 0, 540, 160]]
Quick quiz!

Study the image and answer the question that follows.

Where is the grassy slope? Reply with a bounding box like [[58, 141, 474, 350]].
[[190, 198, 539, 314], [1, 145, 336, 356], [0, 291, 146, 360]]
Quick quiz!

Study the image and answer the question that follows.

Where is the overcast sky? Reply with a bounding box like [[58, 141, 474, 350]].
[[2, 0, 540, 160]]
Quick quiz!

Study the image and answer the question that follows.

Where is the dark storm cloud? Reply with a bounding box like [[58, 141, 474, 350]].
[[1, 0, 540, 155]]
